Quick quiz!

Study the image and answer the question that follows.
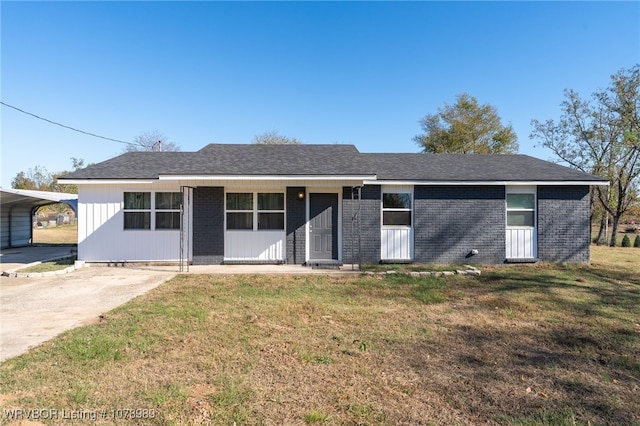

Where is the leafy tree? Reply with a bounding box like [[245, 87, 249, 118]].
[[414, 93, 518, 154], [10, 159, 87, 214], [11, 165, 53, 191], [634, 235, 640, 247], [52, 157, 87, 194], [11, 158, 88, 195], [123, 130, 180, 152], [253, 130, 301, 145], [11, 171, 37, 190], [530, 65, 640, 247]]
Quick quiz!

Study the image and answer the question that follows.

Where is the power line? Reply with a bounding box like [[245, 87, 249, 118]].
[[0, 101, 141, 147]]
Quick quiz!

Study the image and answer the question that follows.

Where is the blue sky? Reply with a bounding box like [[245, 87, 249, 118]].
[[1, 1, 638, 186]]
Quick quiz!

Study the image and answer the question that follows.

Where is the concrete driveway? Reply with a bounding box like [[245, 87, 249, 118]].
[[1, 245, 77, 273], [0, 267, 175, 362]]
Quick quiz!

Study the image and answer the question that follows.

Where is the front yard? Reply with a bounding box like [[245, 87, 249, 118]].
[[0, 246, 638, 425]]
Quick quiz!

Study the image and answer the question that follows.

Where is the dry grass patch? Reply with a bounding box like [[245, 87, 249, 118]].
[[1, 252, 638, 425], [32, 224, 77, 245]]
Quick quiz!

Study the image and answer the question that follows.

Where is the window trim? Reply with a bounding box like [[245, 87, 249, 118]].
[[506, 188, 536, 228], [123, 192, 151, 230], [225, 191, 285, 231], [155, 192, 182, 230], [381, 192, 413, 228], [226, 192, 254, 230], [123, 191, 181, 231]]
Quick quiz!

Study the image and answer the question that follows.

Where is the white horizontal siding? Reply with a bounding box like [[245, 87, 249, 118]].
[[506, 228, 535, 259], [225, 231, 285, 261], [381, 228, 412, 260], [78, 184, 183, 262]]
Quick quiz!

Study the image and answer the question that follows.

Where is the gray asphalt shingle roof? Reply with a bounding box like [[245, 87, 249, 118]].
[[60, 143, 607, 183]]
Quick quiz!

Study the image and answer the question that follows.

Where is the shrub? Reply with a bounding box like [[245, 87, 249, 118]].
[[634, 235, 640, 248], [621, 235, 631, 247]]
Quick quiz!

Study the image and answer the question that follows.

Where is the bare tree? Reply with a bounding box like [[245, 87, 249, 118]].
[[253, 130, 301, 145], [124, 130, 181, 152]]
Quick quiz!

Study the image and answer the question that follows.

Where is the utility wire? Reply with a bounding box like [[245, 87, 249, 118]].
[[0, 101, 142, 147]]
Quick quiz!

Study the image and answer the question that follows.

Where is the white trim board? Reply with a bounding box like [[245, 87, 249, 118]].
[[366, 180, 609, 186]]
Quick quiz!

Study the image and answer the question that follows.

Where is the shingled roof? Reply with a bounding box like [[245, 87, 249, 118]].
[[60, 143, 607, 183]]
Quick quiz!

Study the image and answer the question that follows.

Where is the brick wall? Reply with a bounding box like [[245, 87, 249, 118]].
[[537, 186, 590, 263], [342, 185, 381, 264], [192, 187, 224, 264], [286, 187, 306, 264], [414, 185, 506, 264]]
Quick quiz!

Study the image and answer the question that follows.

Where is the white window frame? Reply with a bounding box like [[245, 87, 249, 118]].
[[505, 186, 537, 259], [123, 191, 181, 231], [506, 188, 536, 229], [123, 192, 151, 230], [155, 192, 182, 230], [380, 186, 414, 261], [381, 192, 413, 228], [225, 191, 285, 231]]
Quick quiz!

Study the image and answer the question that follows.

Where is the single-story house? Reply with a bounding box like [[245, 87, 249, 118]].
[[58, 144, 608, 265]]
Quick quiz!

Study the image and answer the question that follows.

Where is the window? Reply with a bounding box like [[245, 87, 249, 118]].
[[226, 193, 253, 230], [124, 192, 151, 229], [382, 193, 412, 226], [226, 192, 284, 231], [123, 192, 181, 230], [258, 193, 284, 230], [507, 193, 535, 227], [156, 192, 181, 229]]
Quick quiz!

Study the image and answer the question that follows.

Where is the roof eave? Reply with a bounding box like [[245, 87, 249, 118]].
[[157, 174, 378, 181], [365, 180, 610, 186], [56, 179, 157, 185]]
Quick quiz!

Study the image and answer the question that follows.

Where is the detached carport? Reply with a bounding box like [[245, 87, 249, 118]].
[[0, 188, 78, 248]]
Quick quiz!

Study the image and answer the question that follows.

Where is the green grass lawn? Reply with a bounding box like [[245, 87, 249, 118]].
[[1, 247, 638, 425], [17, 257, 76, 273]]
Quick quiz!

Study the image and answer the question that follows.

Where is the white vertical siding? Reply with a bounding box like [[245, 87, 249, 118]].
[[506, 228, 535, 259], [224, 231, 285, 261], [381, 228, 411, 260], [77, 184, 183, 262]]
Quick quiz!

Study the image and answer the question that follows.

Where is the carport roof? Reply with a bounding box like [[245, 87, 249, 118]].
[[1, 188, 78, 213]]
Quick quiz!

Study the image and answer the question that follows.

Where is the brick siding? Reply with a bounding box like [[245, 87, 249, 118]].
[[413, 185, 506, 264], [342, 185, 381, 264], [192, 187, 224, 264], [537, 186, 590, 262]]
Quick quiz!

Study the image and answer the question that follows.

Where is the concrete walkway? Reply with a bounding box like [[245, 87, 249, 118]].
[[174, 263, 361, 275]]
